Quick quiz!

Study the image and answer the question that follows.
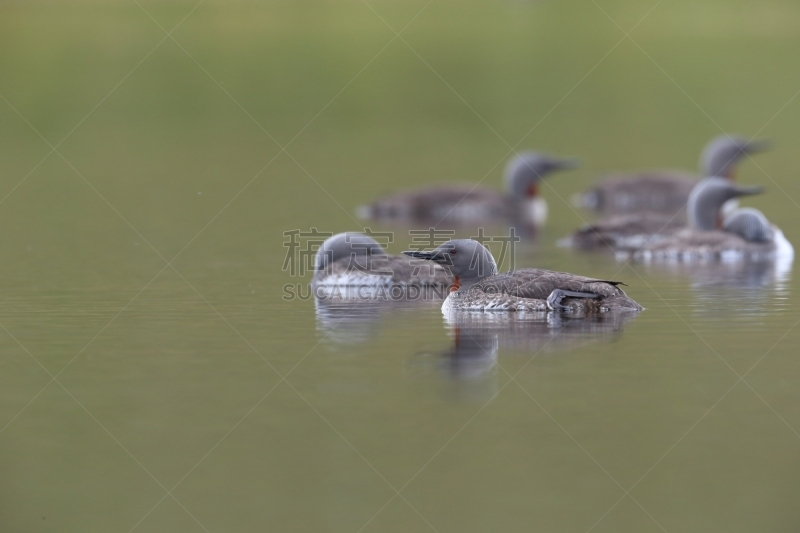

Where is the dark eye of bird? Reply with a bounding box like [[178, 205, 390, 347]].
[[450, 250, 458, 255]]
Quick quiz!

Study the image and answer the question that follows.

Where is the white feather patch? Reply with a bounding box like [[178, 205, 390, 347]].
[[524, 197, 548, 225], [773, 226, 794, 260]]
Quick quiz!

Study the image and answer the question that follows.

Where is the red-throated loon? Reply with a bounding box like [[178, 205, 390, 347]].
[[563, 176, 766, 252], [356, 152, 578, 225], [575, 134, 771, 214], [631, 177, 794, 262], [312, 232, 452, 287], [404, 239, 643, 313]]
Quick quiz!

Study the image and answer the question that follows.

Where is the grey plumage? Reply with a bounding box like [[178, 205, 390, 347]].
[[404, 239, 643, 313], [576, 134, 770, 215], [576, 172, 697, 213], [502, 153, 580, 197], [314, 232, 385, 272], [723, 207, 774, 243], [312, 232, 452, 287], [357, 152, 577, 224], [566, 176, 764, 252], [632, 229, 779, 261], [700, 135, 771, 178], [686, 177, 763, 230], [357, 184, 517, 221], [565, 211, 685, 251], [458, 269, 642, 313], [630, 178, 792, 261]]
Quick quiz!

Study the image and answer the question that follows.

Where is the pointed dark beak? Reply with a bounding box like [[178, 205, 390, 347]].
[[403, 250, 449, 264], [404, 250, 434, 260], [732, 184, 765, 198], [744, 138, 772, 154], [554, 157, 581, 171]]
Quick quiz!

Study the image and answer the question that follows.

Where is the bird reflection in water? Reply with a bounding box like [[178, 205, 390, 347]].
[[678, 256, 790, 290], [416, 309, 640, 402], [640, 256, 792, 318], [314, 286, 445, 349], [442, 309, 639, 359], [438, 322, 500, 380], [430, 323, 501, 404]]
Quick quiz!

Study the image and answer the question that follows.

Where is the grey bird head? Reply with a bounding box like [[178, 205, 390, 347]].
[[504, 152, 580, 199], [723, 207, 774, 243], [687, 177, 764, 231], [403, 239, 498, 290], [314, 232, 386, 271], [699, 134, 771, 179]]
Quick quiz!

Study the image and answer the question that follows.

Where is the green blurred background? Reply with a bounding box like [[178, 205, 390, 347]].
[[2, 0, 799, 276], [2, 1, 800, 532]]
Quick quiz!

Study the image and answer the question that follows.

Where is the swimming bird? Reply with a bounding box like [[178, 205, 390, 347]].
[[403, 239, 643, 313], [632, 177, 793, 262], [312, 232, 452, 288], [575, 134, 771, 214], [564, 175, 772, 252], [357, 152, 578, 225], [563, 211, 686, 251]]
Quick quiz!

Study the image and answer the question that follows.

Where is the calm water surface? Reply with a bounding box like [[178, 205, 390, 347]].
[[1, 233, 798, 532], [2, 0, 800, 531]]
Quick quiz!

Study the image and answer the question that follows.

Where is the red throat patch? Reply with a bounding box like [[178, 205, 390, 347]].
[[450, 276, 461, 292], [526, 183, 538, 198]]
